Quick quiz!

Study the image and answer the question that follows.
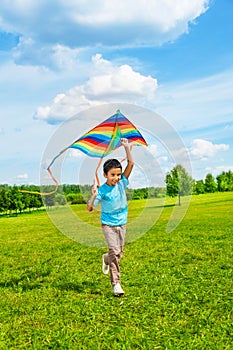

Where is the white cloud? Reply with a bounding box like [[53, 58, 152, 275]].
[[148, 144, 159, 157], [12, 38, 81, 70], [86, 54, 157, 97], [34, 54, 158, 124], [16, 173, 28, 179], [68, 149, 85, 158], [70, 0, 208, 30], [158, 156, 168, 163], [0, 0, 209, 64], [210, 165, 233, 176], [190, 139, 229, 160]]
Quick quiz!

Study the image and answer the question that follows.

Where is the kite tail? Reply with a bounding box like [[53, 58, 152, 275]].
[[19, 146, 70, 196], [19, 167, 59, 196]]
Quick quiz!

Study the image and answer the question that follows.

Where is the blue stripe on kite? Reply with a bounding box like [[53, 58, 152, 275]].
[[75, 134, 110, 143]]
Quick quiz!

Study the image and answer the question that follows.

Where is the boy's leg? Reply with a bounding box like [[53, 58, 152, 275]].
[[102, 224, 126, 285], [108, 247, 121, 285]]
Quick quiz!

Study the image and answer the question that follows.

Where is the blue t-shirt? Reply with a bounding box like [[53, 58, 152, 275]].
[[94, 174, 129, 226]]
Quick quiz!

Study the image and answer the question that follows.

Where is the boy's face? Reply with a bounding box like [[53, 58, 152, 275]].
[[104, 167, 122, 186]]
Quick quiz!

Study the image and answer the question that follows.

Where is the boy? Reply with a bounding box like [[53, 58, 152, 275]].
[[87, 138, 134, 295]]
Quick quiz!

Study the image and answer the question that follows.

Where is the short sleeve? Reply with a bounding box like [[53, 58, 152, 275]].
[[93, 190, 102, 206]]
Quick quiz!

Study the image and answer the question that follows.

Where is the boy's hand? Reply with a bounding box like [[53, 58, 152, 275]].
[[88, 178, 98, 211], [91, 178, 98, 196], [121, 138, 129, 147]]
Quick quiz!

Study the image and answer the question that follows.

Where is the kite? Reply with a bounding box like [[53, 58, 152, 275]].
[[20, 109, 147, 195]]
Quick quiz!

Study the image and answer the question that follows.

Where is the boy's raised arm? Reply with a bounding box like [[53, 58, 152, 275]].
[[87, 181, 98, 211], [121, 138, 134, 179]]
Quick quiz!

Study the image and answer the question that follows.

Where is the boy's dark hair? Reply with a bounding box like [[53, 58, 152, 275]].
[[103, 159, 122, 175]]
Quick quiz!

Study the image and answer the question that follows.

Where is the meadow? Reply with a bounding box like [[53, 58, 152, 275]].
[[0, 192, 232, 349]]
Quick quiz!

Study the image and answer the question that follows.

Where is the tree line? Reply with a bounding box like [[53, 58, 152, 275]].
[[0, 167, 232, 214], [165, 165, 233, 197], [0, 183, 165, 215], [0, 184, 88, 215]]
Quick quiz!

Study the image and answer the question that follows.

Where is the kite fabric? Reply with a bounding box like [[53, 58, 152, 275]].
[[20, 109, 148, 195], [68, 109, 147, 158]]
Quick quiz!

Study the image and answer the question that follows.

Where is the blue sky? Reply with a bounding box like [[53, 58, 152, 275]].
[[0, 0, 232, 186]]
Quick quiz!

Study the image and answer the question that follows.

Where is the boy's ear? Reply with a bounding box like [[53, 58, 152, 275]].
[[103, 172, 107, 178]]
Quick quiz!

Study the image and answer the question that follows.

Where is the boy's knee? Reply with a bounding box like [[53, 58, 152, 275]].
[[108, 247, 121, 258]]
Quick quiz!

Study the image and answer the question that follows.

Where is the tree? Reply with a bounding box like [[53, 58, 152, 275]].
[[166, 165, 194, 197], [216, 171, 233, 192], [165, 171, 179, 197], [8, 186, 24, 214], [226, 171, 233, 191], [28, 194, 43, 211], [204, 173, 217, 193], [132, 188, 148, 200], [194, 180, 205, 194], [55, 194, 67, 206], [43, 193, 56, 208], [148, 187, 166, 198], [216, 172, 227, 192], [0, 186, 10, 213]]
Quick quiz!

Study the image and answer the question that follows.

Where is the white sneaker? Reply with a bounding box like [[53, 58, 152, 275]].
[[113, 283, 125, 295], [102, 254, 109, 275]]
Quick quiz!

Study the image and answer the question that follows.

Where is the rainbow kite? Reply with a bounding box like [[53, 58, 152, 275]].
[[21, 110, 147, 195], [72, 109, 147, 157]]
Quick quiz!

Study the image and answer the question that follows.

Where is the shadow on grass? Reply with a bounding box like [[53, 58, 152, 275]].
[[144, 203, 176, 209], [0, 279, 45, 291], [0, 277, 103, 295], [56, 280, 102, 295], [0, 271, 51, 291]]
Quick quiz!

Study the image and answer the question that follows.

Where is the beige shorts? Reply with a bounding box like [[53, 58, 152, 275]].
[[101, 224, 126, 249]]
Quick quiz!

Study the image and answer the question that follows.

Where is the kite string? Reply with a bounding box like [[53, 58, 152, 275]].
[[95, 158, 103, 188]]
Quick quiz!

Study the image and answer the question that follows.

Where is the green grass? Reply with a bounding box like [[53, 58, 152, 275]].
[[0, 192, 233, 349]]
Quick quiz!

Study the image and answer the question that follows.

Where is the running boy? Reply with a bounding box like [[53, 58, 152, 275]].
[[87, 138, 134, 295]]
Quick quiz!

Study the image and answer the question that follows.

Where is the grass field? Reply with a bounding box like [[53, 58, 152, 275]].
[[0, 192, 232, 349]]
